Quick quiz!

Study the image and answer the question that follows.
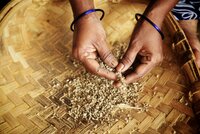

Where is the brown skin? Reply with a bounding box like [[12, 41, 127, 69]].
[[114, 19, 163, 86], [69, 0, 118, 80], [115, 0, 179, 86], [178, 20, 200, 67], [73, 13, 118, 80], [69, 0, 179, 85]]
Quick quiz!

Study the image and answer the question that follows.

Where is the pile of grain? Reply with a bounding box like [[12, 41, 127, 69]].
[[63, 42, 148, 123]]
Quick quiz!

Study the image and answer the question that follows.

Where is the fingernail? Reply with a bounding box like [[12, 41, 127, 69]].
[[111, 60, 118, 67], [117, 63, 124, 72]]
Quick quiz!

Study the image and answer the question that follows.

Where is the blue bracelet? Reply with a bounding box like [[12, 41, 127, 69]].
[[135, 13, 164, 40], [70, 9, 105, 32]]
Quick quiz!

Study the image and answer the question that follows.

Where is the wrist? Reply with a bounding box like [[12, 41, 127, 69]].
[[69, 0, 94, 18], [145, 11, 164, 27], [76, 12, 99, 26], [135, 13, 164, 40], [70, 9, 104, 31]]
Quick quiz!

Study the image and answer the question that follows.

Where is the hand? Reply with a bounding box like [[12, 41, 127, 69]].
[[115, 20, 163, 85], [72, 13, 118, 80], [179, 20, 200, 67]]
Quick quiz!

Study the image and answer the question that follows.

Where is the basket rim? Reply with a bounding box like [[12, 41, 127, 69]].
[[0, 0, 30, 35]]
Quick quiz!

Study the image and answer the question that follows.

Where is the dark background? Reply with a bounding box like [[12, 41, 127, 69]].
[[0, 0, 11, 10]]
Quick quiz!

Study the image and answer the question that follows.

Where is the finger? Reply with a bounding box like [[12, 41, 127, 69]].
[[114, 61, 154, 86], [125, 62, 154, 84], [86, 47, 96, 53], [140, 56, 151, 64], [83, 58, 117, 80], [96, 39, 118, 68], [113, 81, 122, 87], [85, 52, 97, 59], [97, 67, 117, 80], [139, 50, 151, 57], [116, 44, 141, 72]]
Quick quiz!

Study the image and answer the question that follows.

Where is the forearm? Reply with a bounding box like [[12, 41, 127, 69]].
[[144, 0, 179, 26], [69, 0, 95, 17]]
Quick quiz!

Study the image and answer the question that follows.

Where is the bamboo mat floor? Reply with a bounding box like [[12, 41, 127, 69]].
[[0, 0, 198, 133]]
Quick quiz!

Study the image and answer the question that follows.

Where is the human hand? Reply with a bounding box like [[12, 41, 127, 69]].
[[115, 20, 163, 86], [72, 13, 118, 80], [179, 20, 200, 67]]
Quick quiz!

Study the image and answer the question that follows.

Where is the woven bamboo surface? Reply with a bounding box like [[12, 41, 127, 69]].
[[0, 0, 199, 133]]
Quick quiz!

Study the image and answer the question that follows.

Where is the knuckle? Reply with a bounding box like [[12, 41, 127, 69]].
[[96, 36, 106, 45], [135, 71, 144, 78], [101, 50, 112, 61], [72, 49, 84, 61], [78, 54, 85, 61], [130, 41, 141, 52], [122, 55, 133, 65], [151, 59, 157, 64], [152, 55, 163, 65]]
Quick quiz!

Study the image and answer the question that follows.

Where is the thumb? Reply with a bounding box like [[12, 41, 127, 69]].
[[116, 44, 141, 72], [97, 40, 118, 68]]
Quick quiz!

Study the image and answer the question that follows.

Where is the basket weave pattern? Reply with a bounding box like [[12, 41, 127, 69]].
[[0, 0, 198, 133]]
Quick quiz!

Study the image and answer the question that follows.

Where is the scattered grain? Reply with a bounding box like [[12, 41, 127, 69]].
[[52, 42, 148, 124]]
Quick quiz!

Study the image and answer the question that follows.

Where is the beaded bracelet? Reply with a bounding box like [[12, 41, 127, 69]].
[[135, 13, 164, 40], [70, 9, 105, 32]]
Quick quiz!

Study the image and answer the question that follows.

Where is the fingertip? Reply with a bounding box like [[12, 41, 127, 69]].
[[116, 63, 125, 72], [109, 73, 118, 81], [113, 81, 121, 88], [99, 47, 118, 68], [125, 72, 142, 84], [105, 54, 119, 68], [97, 67, 117, 80], [111, 59, 118, 68]]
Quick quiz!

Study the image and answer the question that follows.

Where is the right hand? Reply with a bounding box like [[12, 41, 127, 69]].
[[115, 18, 163, 86], [72, 13, 118, 80]]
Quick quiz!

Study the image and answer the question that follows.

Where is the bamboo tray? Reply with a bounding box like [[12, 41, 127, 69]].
[[0, 0, 199, 133]]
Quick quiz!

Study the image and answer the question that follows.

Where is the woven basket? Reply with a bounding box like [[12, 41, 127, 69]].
[[0, 0, 199, 133]]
